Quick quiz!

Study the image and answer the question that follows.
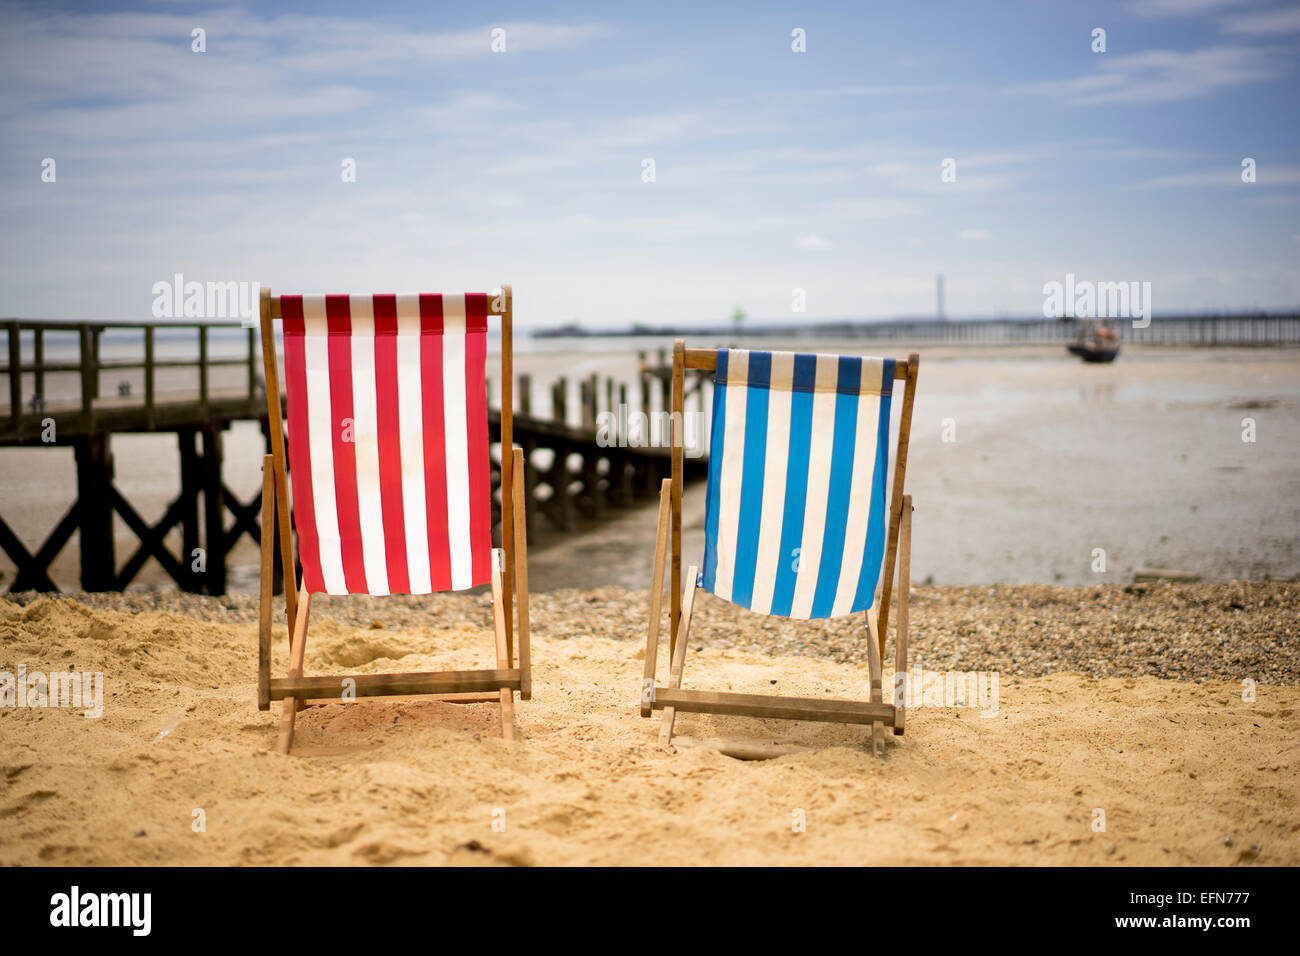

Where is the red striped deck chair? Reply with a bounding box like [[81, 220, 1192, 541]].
[[255, 286, 531, 754], [641, 341, 918, 756]]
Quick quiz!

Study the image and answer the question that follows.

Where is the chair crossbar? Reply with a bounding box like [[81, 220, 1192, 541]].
[[269, 669, 521, 702], [650, 687, 895, 725]]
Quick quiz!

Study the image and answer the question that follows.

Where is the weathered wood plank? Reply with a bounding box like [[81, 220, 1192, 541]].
[[277, 588, 310, 754], [670, 340, 684, 652], [511, 446, 532, 700], [257, 456, 274, 711], [270, 669, 522, 701], [650, 688, 895, 725], [641, 480, 672, 717], [658, 565, 697, 746], [878, 353, 919, 655], [301, 692, 500, 707]]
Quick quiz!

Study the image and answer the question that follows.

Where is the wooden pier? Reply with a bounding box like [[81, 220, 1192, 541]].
[[0, 320, 704, 594], [678, 313, 1300, 347]]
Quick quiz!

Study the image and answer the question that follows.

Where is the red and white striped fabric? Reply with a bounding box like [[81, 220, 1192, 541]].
[[281, 293, 493, 595]]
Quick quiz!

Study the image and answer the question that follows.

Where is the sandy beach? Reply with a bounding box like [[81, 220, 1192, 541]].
[[2, 584, 1296, 866]]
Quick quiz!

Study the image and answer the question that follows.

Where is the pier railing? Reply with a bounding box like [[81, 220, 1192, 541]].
[[2, 319, 262, 442]]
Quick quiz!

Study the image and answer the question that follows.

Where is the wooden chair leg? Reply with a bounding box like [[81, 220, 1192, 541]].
[[894, 495, 912, 735], [491, 549, 515, 741], [277, 587, 311, 755], [866, 609, 886, 757], [641, 479, 672, 717], [511, 447, 532, 701], [659, 566, 698, 748], [257, 456, 274, 712], [670, 343, 684, 656]]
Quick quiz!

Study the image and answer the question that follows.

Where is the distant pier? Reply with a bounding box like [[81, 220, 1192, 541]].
[[540, 313, 1300, 347]]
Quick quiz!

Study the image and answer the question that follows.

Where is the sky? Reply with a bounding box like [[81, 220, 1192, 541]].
[[1, 0, 1298, 327]]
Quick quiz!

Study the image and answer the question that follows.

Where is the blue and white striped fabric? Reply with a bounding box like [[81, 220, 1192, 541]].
[[701, 350, 895, 619]]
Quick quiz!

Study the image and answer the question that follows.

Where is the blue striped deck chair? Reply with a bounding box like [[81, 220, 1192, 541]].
[[641, 341, 918, 755]]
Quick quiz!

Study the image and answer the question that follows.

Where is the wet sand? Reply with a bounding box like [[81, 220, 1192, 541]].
[[1, 344, 1297, 591]]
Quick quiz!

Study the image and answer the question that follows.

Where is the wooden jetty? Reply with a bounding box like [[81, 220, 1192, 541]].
[[0, 319, 704, 594]]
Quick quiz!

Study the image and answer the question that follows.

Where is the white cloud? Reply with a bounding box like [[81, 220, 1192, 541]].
[[0, 7, 609, 128], [795, 234, 833, 249], [1137, 164, 1300, 188], [1130, 0, 1246, 17], [1012, 46, 1288, 105], [1222, 7, 1300, 34], [823, 197, 916, 220], [959, 228, 991, 241], [1246, 194, 1300, 207], [411, 92, 524, 127]]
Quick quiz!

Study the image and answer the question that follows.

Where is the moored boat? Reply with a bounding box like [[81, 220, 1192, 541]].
[[1068, 320, 1120, 363]]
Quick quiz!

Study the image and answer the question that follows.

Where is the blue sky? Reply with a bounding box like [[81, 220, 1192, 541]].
[[1, 0, 1297, 326]]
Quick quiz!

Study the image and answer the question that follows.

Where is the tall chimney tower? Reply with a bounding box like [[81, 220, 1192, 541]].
[[936, 273, 945, 320]]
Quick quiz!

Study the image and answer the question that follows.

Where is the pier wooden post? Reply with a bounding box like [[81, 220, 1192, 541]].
[[258, 418, 284, 596], [584, 454, 605, 519], [75, 434, 116, 591], [618, 383, 634, 505], [79, 325, 95, 426], [32, 329, 43, 418], [246, 327, 257, 399], [551, 444, 576, 531], [144, 327, 155, 428], [91, 329, 102, 404], [201, 426, 226, 595], [660, 369, 671, 428], [178, 431, 202, 591], [8, 322, 21, 437], [580, 378, 594, 429], [198, 326, 209, 413], [553, 377, 568, 425], [518, 374, 531, 416]]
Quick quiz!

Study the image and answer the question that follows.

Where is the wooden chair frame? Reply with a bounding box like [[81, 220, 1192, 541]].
[[256, 286, 531, 754], [641, 341, 918, 755]]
